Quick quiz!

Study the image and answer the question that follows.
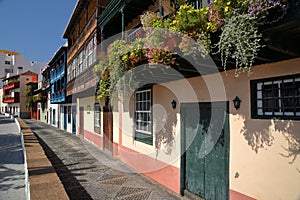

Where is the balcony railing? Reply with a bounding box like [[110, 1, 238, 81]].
[[50, 91, 66, 103], [127, 27, 143, 42], [50, 64, 65, 83], [3, 82, 20, 90], [3, 92, 20, 103]]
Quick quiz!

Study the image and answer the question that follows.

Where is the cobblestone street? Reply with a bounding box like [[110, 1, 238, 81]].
[[23, 119, 182, 200]]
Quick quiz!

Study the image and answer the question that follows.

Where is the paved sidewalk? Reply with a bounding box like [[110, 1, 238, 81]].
[[18, 118, 68, 200], [24, 119, 182, 200], [0, 115, 25, 200]]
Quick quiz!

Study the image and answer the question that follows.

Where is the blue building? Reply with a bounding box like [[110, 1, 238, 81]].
[[48, 45, 68, 128], [49, 46, 67, 104]]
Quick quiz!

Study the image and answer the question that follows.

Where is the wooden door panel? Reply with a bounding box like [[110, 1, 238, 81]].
[[103, 106, 113, 152], [182, 102, 229, 200]]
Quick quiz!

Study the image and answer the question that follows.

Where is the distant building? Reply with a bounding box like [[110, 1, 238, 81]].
[[48, 45, 69, 129], [34, 66, 51, 123], [0, 49, 46, 87], [0, 88, 8, 114], [2, 70, 38, 118]]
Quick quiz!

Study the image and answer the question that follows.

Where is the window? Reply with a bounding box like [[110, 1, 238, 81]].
[[72, 58, 77, 79], [5, 61, 11, 65], [134, 88, 153, 145], [94, 103, 101, 133], [67, 65, 70, 81], [251, 74, 300, 120], [4, 69, 11, 74], [78, 51, 83, 74], [83, 49, 87, 69], [93, 36, 97, 62], [87, 37, 96, 67]]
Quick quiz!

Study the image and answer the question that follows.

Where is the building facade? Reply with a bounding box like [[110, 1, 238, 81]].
[[48, 46, 68, 129], [2, 71, 38, 118], [0, 49, 45, 87], [92, 1, 300, 200], [43, 0, 300, 199], [63, 0, 109, 136]]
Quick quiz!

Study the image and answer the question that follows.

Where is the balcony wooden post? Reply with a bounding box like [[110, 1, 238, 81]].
[[121, 6, 125, 40]]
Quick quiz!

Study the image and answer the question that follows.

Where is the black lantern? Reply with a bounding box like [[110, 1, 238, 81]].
[[233, 96, 241, 110], [171, 100, 177, 109]]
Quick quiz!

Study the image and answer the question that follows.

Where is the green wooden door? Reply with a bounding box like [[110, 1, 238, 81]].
[[181, 102, 229, 200]]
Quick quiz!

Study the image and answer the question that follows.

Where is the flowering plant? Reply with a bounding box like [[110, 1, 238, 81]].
[[247, 0, 287, 23], [94, 0, 289, 100], [146, 48, 176, 66]]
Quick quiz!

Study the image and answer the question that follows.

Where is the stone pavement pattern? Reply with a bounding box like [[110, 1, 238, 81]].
[[0, 115, 25, 200], [24, 119, 182, 200]]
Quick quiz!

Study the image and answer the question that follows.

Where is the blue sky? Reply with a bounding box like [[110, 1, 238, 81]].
[[0, 0, 77, 63]]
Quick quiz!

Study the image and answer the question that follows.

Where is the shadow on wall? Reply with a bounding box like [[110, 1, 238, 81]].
[[239, 115, 300, 170], [154, 109, 178, 157]]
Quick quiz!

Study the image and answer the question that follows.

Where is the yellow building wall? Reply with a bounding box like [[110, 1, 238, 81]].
[[79, 96, 103, 135], [116, 57, 300, 199]]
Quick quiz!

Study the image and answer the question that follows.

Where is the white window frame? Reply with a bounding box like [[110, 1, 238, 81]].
[[94, 104, 100, 127], [78, 51, 83, 74], [252, 75, 300, 119], [134, 88, 153, 144]]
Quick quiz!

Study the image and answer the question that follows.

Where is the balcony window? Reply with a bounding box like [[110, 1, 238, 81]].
[[87, 36, 97, 67], [72, 58, 77, 79], [83, 50, 87, 69], [79, 51, 83, 74]]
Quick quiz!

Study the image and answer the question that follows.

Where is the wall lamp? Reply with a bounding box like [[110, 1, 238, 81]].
[[171, 100, 177, 109], [233, 96, 241, 110]]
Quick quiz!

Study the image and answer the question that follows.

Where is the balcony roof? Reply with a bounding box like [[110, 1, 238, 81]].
[[98, 0, 155, 36], [48, 46, 67, 66], [63, 0, 86, 38]]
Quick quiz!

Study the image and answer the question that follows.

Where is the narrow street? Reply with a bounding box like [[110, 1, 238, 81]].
[[23, 119, 182, 200], [0, 115, 25, 200]]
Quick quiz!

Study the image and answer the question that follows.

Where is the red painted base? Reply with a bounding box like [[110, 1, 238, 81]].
[[230, 190, 256, 200], [113, 142, 180, 194], [83, 130, 103, 150]]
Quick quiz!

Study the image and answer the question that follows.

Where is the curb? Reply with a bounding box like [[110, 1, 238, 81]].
[[17, 118, 69, 200], [15, 117, 30, 200]]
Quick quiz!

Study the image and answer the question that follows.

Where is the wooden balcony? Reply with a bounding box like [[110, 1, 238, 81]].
[[3, 92, 20, 103], [256, 0, 300, 64], [67, 10, 98, 63], [66, 67, 97, 97], [3, 82, 20, 90]]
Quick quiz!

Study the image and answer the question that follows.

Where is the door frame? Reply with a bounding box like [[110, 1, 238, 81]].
[[180, 101, 230, 199], [103, 105, 113, 153]]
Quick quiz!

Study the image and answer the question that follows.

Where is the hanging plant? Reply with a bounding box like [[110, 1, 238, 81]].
[[140, 11, 161, 28], [215, 12, 262, 76]]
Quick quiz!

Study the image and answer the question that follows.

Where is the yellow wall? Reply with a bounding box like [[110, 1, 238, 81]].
[[79, 96, 103, 135], [117, 57, 300, 199]]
